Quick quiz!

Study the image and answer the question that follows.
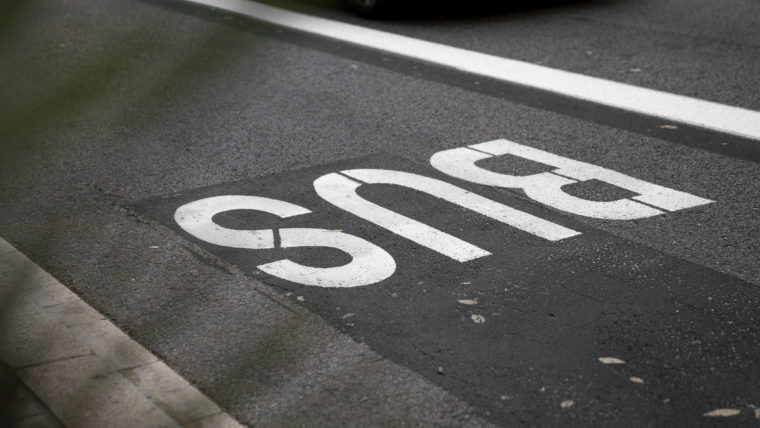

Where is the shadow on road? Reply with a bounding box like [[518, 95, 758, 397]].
[[279, 0, 620, 21]]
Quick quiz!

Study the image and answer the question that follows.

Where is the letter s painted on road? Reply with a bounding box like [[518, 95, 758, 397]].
[[174, 195, 396, 288]]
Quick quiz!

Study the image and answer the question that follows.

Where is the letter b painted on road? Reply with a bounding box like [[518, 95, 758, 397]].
[[430, 139, 713, 220]]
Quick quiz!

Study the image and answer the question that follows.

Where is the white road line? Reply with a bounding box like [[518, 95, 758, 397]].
[[184, 0, 760, 141], [0, 238, 245, 428]]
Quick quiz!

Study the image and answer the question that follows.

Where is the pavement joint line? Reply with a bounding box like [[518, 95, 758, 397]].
[[0, 238, 247, 428], [180, 0, 760, 141], [13, 353, 97, 371]]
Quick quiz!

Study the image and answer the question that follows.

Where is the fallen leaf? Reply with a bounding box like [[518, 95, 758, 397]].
[[296, 296, 305, 302], [598, 357, 626, 364], [149, 245, 159, 249], [471, 314, 485, 324], [703, 409, 741, 417], [754, 408, 760, 419], [457, 299, 478, 305], [659, 124, 678, 129], [561, 400, 575, 408], [342, 313, 355, 319], [629, 376, 644, 384]]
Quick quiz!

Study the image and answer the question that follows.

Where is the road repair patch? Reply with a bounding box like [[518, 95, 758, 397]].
[[133, 146, 760, 425]]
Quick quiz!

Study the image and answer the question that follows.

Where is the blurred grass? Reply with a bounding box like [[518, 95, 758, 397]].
[[0, 0, 244, 425]]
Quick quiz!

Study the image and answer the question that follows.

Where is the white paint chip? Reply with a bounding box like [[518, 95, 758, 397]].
[[703, 408, 741, 417], [598, 357, 626, 364], [471, 314, 485, 324]]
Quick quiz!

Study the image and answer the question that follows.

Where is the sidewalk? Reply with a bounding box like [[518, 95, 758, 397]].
[[0, 238, 245, 427], [1, 361, 63, 427]]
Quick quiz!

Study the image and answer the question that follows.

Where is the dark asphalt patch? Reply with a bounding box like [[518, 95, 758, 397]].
[[134, 154, 760, 426]]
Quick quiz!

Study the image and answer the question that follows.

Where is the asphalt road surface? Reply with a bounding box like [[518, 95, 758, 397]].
[[1, 0, 759, 426]]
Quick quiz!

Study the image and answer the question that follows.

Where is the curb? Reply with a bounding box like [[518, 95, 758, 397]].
[[0, 238, 245, 427]]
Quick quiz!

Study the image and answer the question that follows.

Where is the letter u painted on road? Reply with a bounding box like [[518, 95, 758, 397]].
[[314, 169, 580, 262]]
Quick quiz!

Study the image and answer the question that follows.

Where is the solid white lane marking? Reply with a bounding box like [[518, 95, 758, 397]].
[[0, 238, 244, 428], [183, 0, 760, 140]]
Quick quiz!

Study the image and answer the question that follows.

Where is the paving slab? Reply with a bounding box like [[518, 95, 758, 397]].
[[0, 238, 245, 428]]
